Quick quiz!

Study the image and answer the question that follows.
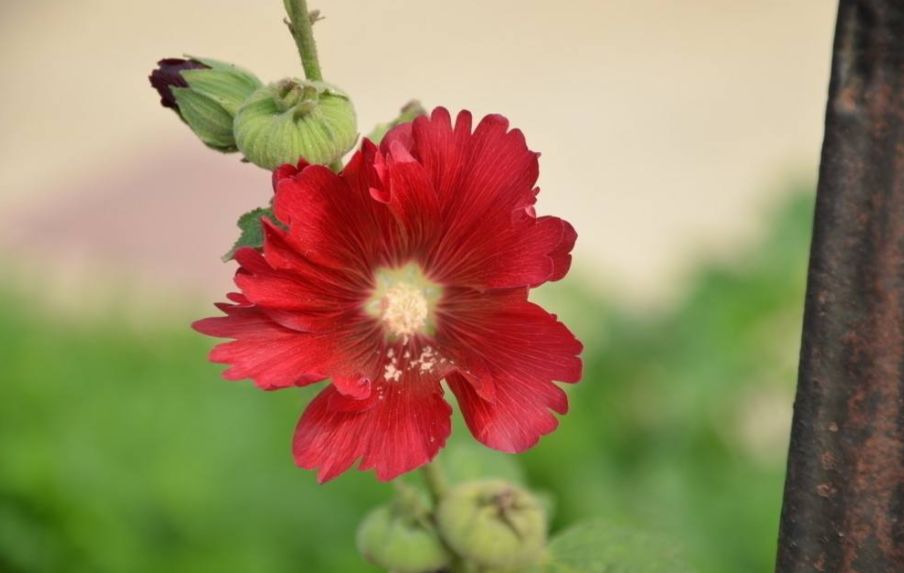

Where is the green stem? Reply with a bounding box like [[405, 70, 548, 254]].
[[420, 461, 447, 505], [420, 462, 469, 573], [284, 0, 323, 81], [450, 556, 469, 573]]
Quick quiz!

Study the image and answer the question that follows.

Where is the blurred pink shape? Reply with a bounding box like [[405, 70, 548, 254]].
[[0, 141, 271, 300]]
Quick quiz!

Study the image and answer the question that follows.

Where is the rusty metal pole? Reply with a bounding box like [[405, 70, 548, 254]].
[[775, 1, 904, 571]]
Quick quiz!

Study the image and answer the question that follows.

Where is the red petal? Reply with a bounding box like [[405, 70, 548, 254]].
[[261, 220, 365, 298], [376, 140, 441, 252], [439, 289, 583, 452], [414, 109, 538, 222], [234, 271, 336, 315], [293, 377, 452, 482], [193, 301, 384, 398], [380, 121, 414, 152], [331, 374, 373, 401], [547, 219, 577, 282], [231, 234, 361, 333], [272, 158, 311, 192], [199, 231, 388, 397], [434, 214, 577, 289], [274, 164, 394, 272], [447, 371, 563, 452], [404, 109, 573, 288], [192, 304, 327, 390], [406, 108, 472, 203]]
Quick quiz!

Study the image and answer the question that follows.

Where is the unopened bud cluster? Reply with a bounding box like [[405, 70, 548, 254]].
[[357, 479, 548, 573], [150, 57, 356, 168]]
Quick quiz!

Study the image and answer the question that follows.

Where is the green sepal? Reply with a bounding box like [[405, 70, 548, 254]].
[[222, 207, 280, 261], [182, 57, 263, 115], [172, 87, 236, 151]]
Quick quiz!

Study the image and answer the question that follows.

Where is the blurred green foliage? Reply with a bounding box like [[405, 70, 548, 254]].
[[0, 188, 814, 573]]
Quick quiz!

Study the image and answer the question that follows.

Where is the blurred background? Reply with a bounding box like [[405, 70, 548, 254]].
[[0, 1, 836, 572]]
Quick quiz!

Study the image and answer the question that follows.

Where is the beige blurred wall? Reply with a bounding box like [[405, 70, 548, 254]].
[[0, 1, 836, 303]]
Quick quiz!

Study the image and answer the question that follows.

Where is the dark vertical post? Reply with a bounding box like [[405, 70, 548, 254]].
[[776, 1, 904, 571]]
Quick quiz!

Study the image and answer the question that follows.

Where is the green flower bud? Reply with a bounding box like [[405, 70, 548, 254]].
[[150, 57, 263, 152], [436, 480, 547, 571], [356, 505, 450, 573], [233, 78, 357, 169], [366, 100, 426, 144]]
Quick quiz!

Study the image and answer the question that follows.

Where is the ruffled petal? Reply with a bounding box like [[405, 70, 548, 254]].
[[194, 300, 384, 399], [192, 303, 327, 390], [274, 164, 394, 273], [405, 108, 538, 221], [234, 236, 361, 333], [447, 371, 563, 452], [370, 139, 441, 254], [272, 157, 310, 192], [393, 108, 572, 288], [261, 220, 363, 297], [439, 288, 582, 452], [197, 211, 387, 398], [293, 376, 452, 482], [435, 214, 576, 289], [546, 218, 577, 282]]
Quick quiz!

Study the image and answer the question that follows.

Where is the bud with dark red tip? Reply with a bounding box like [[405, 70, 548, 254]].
[[148, 56, 262, 151], [149, 58, 209, 110]]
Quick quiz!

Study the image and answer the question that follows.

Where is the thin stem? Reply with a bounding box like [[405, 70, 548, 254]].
[[420, 461, 447, 505], [284, 0, 323, 81]]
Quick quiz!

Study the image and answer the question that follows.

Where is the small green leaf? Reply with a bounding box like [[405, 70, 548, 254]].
[[540, 521, 694, 573], [223, 207, 279, 261]]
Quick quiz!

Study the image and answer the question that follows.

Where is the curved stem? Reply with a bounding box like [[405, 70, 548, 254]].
[[284, 0, 323, 81]]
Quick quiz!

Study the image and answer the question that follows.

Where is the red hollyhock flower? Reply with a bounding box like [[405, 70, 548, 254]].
[[194, 108, 582, 482]]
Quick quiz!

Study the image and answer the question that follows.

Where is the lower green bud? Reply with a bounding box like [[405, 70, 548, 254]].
[[234, 79, 357, 169], [356, 505, 450, 573], [436, 480, 547, 570]]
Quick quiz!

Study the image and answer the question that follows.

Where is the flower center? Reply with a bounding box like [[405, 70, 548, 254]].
[[382, 282, 428, 336], [366, 264, 442, 339]]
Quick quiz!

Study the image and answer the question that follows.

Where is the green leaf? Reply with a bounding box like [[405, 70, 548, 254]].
[[223, 207, 279, 261], [539, 521, 695, 573]]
